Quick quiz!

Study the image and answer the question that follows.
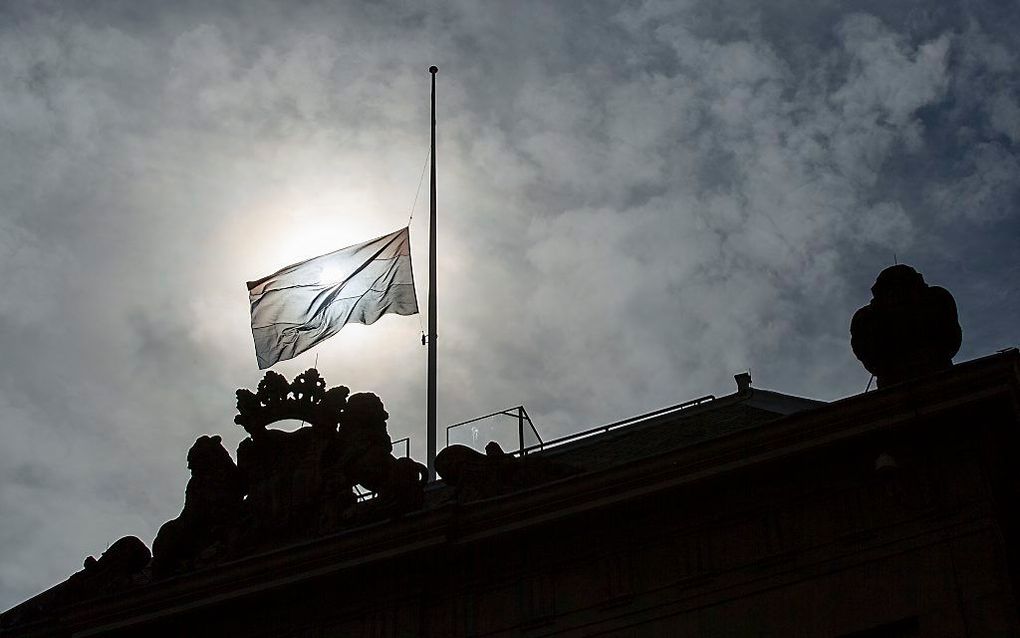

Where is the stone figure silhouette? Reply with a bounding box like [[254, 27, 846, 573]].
[[152, 435, 244, 576], [338, 392, 428, 512], [73, 535, 150, 594], [851, 264, 962, 388], [436, 441, 578, 501], [233, 369, 355, 540], [152, 370, 430, 574], [8, 534, 154, 627], [234, 369, 427, 539]]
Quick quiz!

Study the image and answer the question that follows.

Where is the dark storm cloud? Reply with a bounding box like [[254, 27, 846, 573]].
[[1, 0, 1018, 609]]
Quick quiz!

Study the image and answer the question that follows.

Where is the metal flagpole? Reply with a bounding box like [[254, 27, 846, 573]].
[[427, 65, 439, 482]]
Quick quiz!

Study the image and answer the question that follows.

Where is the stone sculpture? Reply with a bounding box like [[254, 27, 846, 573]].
[[72, 536, 151, 594], [234, 369, 426, 541], [151, 368, 427, 575], [152, 435, 244, 576], [436, 441, 578, 501], [851, 265, 962, 388], [5, 369, 432, 626], [338, 392, 428, 512], [0, 536, 151, 630]]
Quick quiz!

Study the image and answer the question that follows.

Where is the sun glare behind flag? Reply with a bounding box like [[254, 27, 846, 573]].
[[247, 226, 419, 369]]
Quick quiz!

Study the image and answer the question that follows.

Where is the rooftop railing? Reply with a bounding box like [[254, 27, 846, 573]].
[[444, 394, 716, 459], [516, 393, 716, 456], [445, 406, 542, 456], [358, 392, 717, 500]]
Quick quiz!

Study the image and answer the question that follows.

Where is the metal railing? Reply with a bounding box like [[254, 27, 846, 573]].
[[356, 392, 717, 499], [514, 394, 716, 457], [392, 436, 410, 459], [445, 405, 543, 456]]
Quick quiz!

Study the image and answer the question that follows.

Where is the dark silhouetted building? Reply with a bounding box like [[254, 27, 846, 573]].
[[4, 267, 1018, 636]]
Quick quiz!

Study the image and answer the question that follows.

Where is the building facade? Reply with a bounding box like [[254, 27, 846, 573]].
[[4, 267, 1018, 637]]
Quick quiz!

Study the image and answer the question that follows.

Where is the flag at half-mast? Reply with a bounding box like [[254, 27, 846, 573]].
[[247, 227, 418, 369]]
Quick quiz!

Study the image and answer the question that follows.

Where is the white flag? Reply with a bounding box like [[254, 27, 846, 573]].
[[247, 227, 419, 369]]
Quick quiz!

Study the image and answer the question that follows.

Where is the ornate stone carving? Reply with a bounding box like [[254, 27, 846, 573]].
[[72, 536, 151, 595], [233, 370, 426, 546], [339, 393, 428, 511], [851, 265, 962, 388], [13, 369, 430, 611], [235, 368, 349, 432], [146, 370, 429, 577], [8, 535, 154, 627], [152, 435, 245, 577], [238, 428, 338, 541], [435, 441, 579, 501]]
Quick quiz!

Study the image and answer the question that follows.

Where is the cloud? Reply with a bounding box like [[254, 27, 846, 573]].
[[1, 0, 1018, 611]]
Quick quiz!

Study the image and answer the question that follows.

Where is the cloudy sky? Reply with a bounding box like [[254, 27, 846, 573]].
[[2, 0, 1018, 610]]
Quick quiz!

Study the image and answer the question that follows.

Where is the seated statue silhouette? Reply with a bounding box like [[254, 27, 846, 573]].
[[0, 536, 151, 629], [436, 441, 578, 501], [152, 435, 244, 576], [338, 392, 427, 512], [157, 370, 431, 577], [851, 265, 962, 388]]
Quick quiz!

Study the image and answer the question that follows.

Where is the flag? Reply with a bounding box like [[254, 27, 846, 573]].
[[247, 227, 419, 369]]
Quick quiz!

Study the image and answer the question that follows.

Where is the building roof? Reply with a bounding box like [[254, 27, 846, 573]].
[[4, 349, 1019, 636], [533, 385, 824, 473]]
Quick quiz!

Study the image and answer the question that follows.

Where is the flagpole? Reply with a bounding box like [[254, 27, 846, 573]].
[[427, 65, 439, 482]]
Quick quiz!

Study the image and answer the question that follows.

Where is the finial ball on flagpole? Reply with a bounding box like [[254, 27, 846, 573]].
[[429, 65, 439, 74]]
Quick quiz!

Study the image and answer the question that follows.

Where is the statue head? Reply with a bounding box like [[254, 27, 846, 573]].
[[851, 264, 962, 388], [340, 393, 388, 431], [84, 535, 150, 575], [187, 435, 233, 475], [870, 264, 926, 304]]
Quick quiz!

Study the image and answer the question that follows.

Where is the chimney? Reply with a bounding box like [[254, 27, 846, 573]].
[[734, 371, 752, 395]]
